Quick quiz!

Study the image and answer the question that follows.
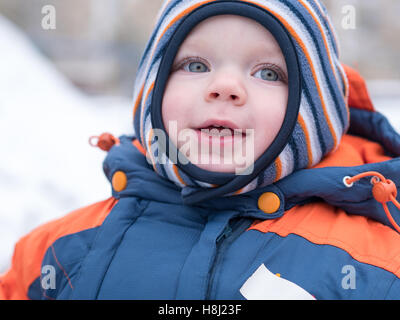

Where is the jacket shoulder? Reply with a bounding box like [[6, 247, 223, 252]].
[[0, 197, 118, 300], [250, 201, 400, 278], [26, 197, 118, 242]]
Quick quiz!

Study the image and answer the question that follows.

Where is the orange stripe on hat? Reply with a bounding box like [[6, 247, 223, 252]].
[[133, 84, 144, 126], [298, 0, 338, 84], [337, 63, 350, 125], [173, 164, 187, 186], [299, 0, 350, 126], [297, 114, 313, 167], [157, 0, 217, 43], [234, 187, 245, 195], [147, 128, 159, 173], [140, 81, 155, 146], [313, 0, 341, 57], [132, 139, 147, 156], [298, 0, 350, 132], [274, 157, 283, 182]]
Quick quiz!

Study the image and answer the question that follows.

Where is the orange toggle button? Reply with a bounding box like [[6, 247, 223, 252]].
[[372, 179, 397, 204], [258, 192, 281, 214], [345, 171, 400, 234], [112, 171, 127, 192], [89, 133, 120, 152]]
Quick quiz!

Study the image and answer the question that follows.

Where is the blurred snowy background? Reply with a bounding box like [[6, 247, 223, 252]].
[[0, 0, 399, 273]]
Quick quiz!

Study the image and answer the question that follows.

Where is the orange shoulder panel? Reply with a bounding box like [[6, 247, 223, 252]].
[[314, 134, 392, 169], [341, 135, 393, 164], [249, 201, 400, 277], [343, 64, 375, 112], [0, 197, 118, 300]]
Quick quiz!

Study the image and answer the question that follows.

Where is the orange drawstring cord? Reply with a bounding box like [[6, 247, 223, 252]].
[[89, 133, 120, 152], [344, 172, 400, 233]]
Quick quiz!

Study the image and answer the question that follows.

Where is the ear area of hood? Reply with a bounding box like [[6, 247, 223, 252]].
[[343, 64, 375, 112]]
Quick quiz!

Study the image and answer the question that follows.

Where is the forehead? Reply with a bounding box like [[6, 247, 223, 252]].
[[178, 14, 283, 56]]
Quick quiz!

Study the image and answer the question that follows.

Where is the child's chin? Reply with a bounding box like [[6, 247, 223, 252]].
[[189, 155, 253, 175], [194, 162, 237, 173]]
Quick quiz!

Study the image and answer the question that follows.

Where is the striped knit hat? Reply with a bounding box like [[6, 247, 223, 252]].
[[132, 0, 349, 204]]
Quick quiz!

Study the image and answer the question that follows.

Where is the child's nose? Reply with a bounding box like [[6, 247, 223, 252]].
[[205, 75, 247, 106]]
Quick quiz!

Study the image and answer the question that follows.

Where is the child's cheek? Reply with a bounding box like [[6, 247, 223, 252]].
[[252, 87, 288, 158], [162, 79, 190, 147]]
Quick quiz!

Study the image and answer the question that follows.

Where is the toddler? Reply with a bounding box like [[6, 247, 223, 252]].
[[2, 0, 400, 300]]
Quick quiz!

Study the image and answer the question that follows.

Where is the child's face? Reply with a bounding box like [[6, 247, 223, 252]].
[[162, 15, 288, 173]]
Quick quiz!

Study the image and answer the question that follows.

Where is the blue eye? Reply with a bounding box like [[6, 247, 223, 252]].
[[184, 61, 209, 73], [254, 68, 279, 81]]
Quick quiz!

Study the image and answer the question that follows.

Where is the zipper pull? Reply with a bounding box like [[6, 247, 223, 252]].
[[216, 225, 232, 243]]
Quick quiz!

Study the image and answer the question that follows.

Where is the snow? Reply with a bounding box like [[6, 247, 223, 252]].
[[0, 14, 399, 274], [370, 96, 400, 131], [0, 15, 133, 273]]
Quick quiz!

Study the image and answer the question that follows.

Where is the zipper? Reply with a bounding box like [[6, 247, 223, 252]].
[[205, 218, 253, 299]]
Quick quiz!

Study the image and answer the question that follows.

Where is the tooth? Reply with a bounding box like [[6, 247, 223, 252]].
[[206, 128, 233, 137]]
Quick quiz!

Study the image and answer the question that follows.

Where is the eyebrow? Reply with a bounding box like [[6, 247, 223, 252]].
[[250, 44, 288, 71], [179, 40, 284, 57], [249, 43, 284, 59], [176, 40, 207, 56], [175, 40, 287, 71]]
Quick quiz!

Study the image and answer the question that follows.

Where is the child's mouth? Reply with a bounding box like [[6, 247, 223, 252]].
[[198, 126, 246, 137], [194, 120, 247, 145]]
